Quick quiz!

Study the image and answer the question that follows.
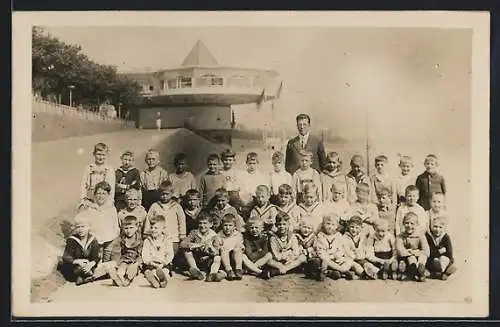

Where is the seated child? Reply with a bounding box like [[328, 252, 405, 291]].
[[276, 184, 306, 232], [365, 219, 398, 280], [326, 183, 351, 233], [108, 215, 143, 287], [299, 182, 329, 230], [343, 216, 372, 280], [140, 149, 169, 211], [371, 155, 397, 205], [427, 192, 448, 222], [147, 181, 186, 256], [179, 212, 224, 282], [292, 150, 321, 204], [168, 153, 196, 202], [114, 150, 141, 211], [295, 219, 318, 279], [269, 151, 292, 205], [182, 189, 202, 234], [241, 217, 275, 279], [396, 212, 430, 282], [395, 155, 416, 205], [345, 154, 374, 205], [321, 152, 347, 203], [216, 213, 245, 281], [238, 152, 269, 219], [117, 189, 148, 236], [311, 214, 350, 281], [395, 185, 428, 236], [249, 185, 279, 234], [206, 188, 245, 233], [425, 216, 457, 280], [377, 187, 396, 235], [60, 213, 101, 285], [348, 182, 379, 237], [198, 153, 226, 208], [142, 215, 174, 288], [269, 212, 307, 275], [416, 154, 447, 211]]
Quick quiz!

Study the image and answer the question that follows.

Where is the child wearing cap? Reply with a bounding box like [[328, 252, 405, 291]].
[[168, 153, 196, 202], [396, 212, 430, 282], [215, 213, 245, 281], [117, 189, 148, 236], [395, 155, 416, 205], [276, 184, 306, 232], [269, 212, 308, 275], [292, 150, 321, 204], [326, 183, 351, 233], [242, 217, 275, 279], [365, 219, 398, 280], [269, 151, 292, 205], [395, 185, 427, 236], [345, 154, 374, 205], [206, 188, 245, 233], [199, 153, 226, 209], [295, 219, 318, 279], [320, 152, 347, 203], [371, 155, 397, 205], [349, 182, 379, 237], [342, 216, 370, 280], [108, 215, 143, 287], [140, 149, 169, 211], [114, 150, 142, 211], [182, 189, 203, 234], [249, 185, 279, 234], [425, 216, 457, 280], [415, 154, 447, 211]]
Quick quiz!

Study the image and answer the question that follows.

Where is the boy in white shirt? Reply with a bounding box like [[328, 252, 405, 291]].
[[292, 150, 321, 204], [371, 155, 397, 205], [238, 152, 268, 218], [326, 183, 351, 233], [394, 155, 416, 206], [269, 151, 292, 205], [395, 185, 428, 235]]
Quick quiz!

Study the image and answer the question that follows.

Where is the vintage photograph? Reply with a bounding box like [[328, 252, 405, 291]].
[[12, 11, 489, 317]]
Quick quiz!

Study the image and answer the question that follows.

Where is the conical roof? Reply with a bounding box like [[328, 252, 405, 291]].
[[181, 40, 218, 66]]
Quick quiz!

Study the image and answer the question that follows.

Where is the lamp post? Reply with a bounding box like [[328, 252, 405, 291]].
[[68, 85, 75, 107]]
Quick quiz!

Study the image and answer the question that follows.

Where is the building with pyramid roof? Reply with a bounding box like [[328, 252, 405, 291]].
[[123, 40, 280, 143]]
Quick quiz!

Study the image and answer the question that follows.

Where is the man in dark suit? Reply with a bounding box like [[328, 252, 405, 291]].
[[285, 114, 327, 174]]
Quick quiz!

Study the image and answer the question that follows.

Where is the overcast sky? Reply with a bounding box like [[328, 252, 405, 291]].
[[43, 26, 472, 142]]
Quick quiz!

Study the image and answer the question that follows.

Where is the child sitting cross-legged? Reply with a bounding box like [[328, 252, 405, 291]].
[[425, 216, 457, 280], [342, 216, 373, 280], [179, 212, 225, 282], [269, 212, 308, 275], [241, 217, 276, 280], [295, 219, 318, 279], [141, 215, 174, 288], [364, 219, 398, 280], [108, 215, 143, 287], [216, 213, 245, 281]]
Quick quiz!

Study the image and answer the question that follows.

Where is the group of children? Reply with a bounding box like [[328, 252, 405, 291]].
[[60, 142, 456, 288]]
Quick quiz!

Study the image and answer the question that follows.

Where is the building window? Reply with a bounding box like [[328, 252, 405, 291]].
[[179, 77, 192, 88], [149, 85, 154, 91], [167, 79, 177, 89], [197, 74, 224, 87], [160, 80, 166, 90]]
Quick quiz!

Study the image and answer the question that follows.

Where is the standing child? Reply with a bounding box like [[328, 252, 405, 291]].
[[198, 153, 226, 209], [298, 183, 329, 230], [249, 185, 279, 234], [141, 149, 169, 211], [242, 217, 276, 279], [168, 153, 196, 202], [425, 216, 457, 280], [349, 183, 379, 237], [142, 215, 174, 288], [146, 181, 186, 256], [345, 154, 374, 205], [377, 187, 397, 235], [276, 184, 306, 232], [80, 142, 115, 208], [365, 219, 398, 280], [326, 183, 351, 233], [117, 189, 148, 237], [182, 189, 202, 234], [395, 185, 428, 236], [343, 216, 373, 279], [295, 220, 319, 279], [114, 150, 141, 211], [415, 154, 447, 211], [206, 188, 245, 233], [291, 150, 321, 203], [238, 152, 269, 219], [108, 215, 143, 287], [180, 212, 224, 282], [395, 155, 416, 205], [219, 149, 242, 209], [320, 152, 347, 203], [269, 151, 292, 205], [371, 155, 397, 205], [396, 212, 430, 282], [269, 212, 308, 275], [216, 213, 245, 281]]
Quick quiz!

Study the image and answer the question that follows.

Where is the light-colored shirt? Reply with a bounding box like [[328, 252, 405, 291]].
[[216, 230, 244, 252], [238, 170, 268, 204], [395, 203, 428, 236], [314, 231, 344, 260], [320, 170, 347, 202], [278, 203, 307, 231], [371, 172, 397, 205], [84, 203, 120, 244], [220, 168, 241, 192], [299, 202, 329, 230], [80, 163, 116, 201], [142, 234, 174, 266], [324, 199, 351, 225], [394, 173, 417, 202], [146, 201, 186, 242], [168, 172, 196, 199], [269, 170, 292, 195], [141, 166, 169, 191], [292, 167, 321, 197]]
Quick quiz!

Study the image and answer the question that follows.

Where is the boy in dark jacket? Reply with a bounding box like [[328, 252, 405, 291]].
[[115, 151, 141, 211], [425, 216, 457, 280]]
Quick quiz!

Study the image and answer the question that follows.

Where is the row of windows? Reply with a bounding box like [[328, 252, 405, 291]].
[[142, 74, 265, 92]]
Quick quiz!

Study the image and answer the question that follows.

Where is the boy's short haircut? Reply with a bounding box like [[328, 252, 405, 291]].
[[378, 187, 392, 198], [246, 152, 259, 162], [150, 215, 166, 225], [326, 152, 342, 164], [331, 183, 345, 192], [298, 149, 313, 159], [350, 154, 364, 166], [207, 153, 221, 163], [425, 154, 439, 164], [322, 213, 339, 224], [222, 213, 236, 224], [122, 215, 138, 227], [275, 211, 290, 224], [159, 180, 174, 191], [93, 142, 109, 154], [214, 188, 229, 199], [374, 219, 389, 230], [121, 150, 134, 159], [431, 192, 445, 200], [431, 216, 447, 227], [255, 184, 270, 195], [399, 155, 413, 166], [197, 211, 211, 223], [402, 212, 419, 224], [303, 182, 318, 195], [405, 185, 419, 196], [296, 113, 311, 124], [299, 219, 314, 228], [272, 151, 285, 163], [375, 155, 388, 163], [356, 182, 370, 194], [347, 215, 363, 226], [185, 189, 200, 199], [246, 216, 264, 227], [145, 149, 160, 159], [174, 152, 187, 165], [125, 188, 140, 199], [221, 148, 236, 159], [278, 184, 293, 195], [94, 181, 112, 194]]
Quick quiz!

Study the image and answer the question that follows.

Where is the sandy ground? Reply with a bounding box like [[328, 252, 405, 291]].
[[31, 129, 472, 304]]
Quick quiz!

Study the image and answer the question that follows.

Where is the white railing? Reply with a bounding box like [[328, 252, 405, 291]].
[[32, 98, 134, 126]]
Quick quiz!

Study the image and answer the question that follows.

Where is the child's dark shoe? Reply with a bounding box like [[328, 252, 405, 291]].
[[234, 269, 243, 280], [444, 264, 457, 276], [344, 271, 355, 280], [75, 275, 94, 286], [159, 280, 168, 288], [226, 270, 235, 281], [189, 267, 205, 281], [327, 270, 342, 280], [317, 268, 326, 281], [259, 269, 271, 280], [380, 270, 388, 280], [144, 270, 160, 288]]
